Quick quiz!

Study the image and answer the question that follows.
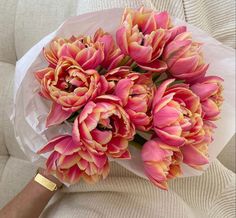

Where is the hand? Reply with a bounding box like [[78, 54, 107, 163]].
[[0, 168, 63, 218]]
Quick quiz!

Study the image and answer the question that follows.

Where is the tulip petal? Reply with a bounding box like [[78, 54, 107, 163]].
[[153, 105, 181, 128], [168, 26, 187, 42], [176, 64, 208, 81], [129, 42, 153, 63], [170, 56, 199, 75], [46, 151, 60, 171], [46, 103, 72, 127], [144, 163, 167, 182], [66, 165, 82, 184], [155, 128, 185, 147], [72, 116, 81, 145], [153, 79, 175, 106], [115, 79, 133, 105], [35, 68, 53, 82], [118, 150, 131, 159], [116, 26, 129, 54], [191, 83, 218, 100], [137, 60, 167, 73], [181, 144, 209, 167], [90, 153, 108, 168], [37, 135, 70, 154], [163, 40, 191, 67], [90, 129, 112, 145], [154, 11, 170, 29], [79, 101, 97, 123], [148, 174, 168, 190], [142, 139, 172, 162], [58, 153, 80, 169], [201, 99, 220, 119], [54, 136, 81, 155]]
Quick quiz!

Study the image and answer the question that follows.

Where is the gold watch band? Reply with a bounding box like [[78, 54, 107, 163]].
[[34, 173, 58, 191]]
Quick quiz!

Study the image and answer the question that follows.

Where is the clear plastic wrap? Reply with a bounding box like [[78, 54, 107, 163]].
[[12, 8, 235, 180]]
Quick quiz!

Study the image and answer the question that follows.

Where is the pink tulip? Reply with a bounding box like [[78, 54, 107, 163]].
[[121, 7, 186, 37], [72, 95, 135, 158], [141, 138, 182, 190], [163, 32, 209, 82], [43, 36, 77, 68], [154, 11, 187, 42], [105, 67, 131, 92], [114, 73, 155, 131], [94, 28, 125, 70], [44, 35, 104, 70], [191, 76, 224, 121], [116, 8, 187, 72], [116, 8, 170, 72], [152, 79, 206, 147], [181, 121, 216, 169], [35, 57, 108, 127], [37, 135, 109, 184]]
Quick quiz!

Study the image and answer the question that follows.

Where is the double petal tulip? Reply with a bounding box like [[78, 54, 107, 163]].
[[121, 7, 186, 38], [191, 76, 223, 121], [72, 95, 135, 158], [181, 121, 215, 169], [163, 32, 209, 82], [141, 138, 182, 190], [35, 57, 108, 127], [115, 73, 155, 130], [154, 11, 187, 42], [116, 8, 187, 72], [44, 35, 104, 70], [152, 79, 205, 147], [116, 8, 170, 72], [94, 28, 125, 70], [37, 135, 109, 184], [105, 67, 131, 92]]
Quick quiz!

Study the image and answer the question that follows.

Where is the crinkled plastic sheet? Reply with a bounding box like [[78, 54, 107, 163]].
[[12, 8, 235, 181]]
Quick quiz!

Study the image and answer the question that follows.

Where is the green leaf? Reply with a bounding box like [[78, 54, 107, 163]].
[[66, 110, 82, 123], [170, 79, 185, 85], [118, 55, 131, 66], [154, 72, 168, 85]]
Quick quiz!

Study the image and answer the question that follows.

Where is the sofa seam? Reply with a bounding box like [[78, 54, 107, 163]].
[[13, 0, 20, 62]]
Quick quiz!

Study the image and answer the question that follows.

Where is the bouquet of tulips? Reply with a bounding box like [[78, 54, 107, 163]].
[[12, 7, 235, 190]]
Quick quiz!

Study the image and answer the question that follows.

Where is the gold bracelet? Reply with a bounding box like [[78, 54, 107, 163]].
[[34, 173, 58, 191]]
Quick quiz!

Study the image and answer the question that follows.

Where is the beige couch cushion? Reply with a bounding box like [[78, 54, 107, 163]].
[[0, 0, 18, 64], [14, 0, 78, 59], [0, 62, 26, 159], [6, 0, 234, 61], [0, 1, 235, 216]]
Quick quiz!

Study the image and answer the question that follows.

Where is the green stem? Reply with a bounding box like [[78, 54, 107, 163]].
[[95, 65, 102, 72], [130, 62, 137, 70], [118, 55, 131, 66], [129, 141, 143, 150], [99, 68, 107, 75]]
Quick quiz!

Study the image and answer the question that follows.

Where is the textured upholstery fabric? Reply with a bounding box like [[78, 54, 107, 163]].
[[0, 0, 235, 217], [218, 136, 236, 173], [0, 0, 18, 64], [0, 159, 235, 218], [0, 62, 26, 159]]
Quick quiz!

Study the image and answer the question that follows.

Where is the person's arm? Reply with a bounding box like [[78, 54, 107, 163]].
[[0, 168, 63, 218]]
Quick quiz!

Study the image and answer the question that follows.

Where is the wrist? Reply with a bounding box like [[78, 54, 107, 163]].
[[37, 168, 63, 190]]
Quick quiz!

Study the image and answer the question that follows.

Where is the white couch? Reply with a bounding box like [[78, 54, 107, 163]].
[[0, 1, 235, 217]]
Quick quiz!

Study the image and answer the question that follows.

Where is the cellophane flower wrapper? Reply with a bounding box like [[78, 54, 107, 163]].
[[12, 8, 235, 182]]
